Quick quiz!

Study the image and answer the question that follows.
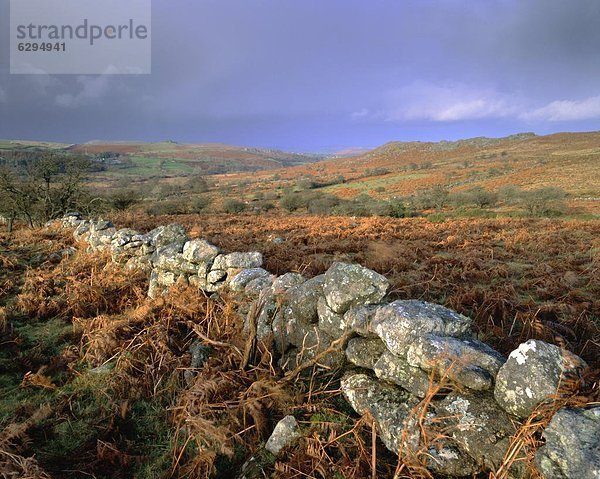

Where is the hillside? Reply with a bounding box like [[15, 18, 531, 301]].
[[217, 131, 600, 214], [0, 139, 322, 179]]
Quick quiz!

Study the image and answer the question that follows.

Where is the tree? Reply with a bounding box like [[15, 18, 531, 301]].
[[222, 199, 246, 214], [521, 187, 566, 216], [0, 152, 89, 227], [108, 188, 142, 211]]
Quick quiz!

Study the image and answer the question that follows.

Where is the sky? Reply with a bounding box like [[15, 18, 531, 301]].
[[1, 0, 600, 152]]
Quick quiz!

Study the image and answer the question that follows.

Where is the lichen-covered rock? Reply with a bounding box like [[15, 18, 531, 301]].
[[317, 296, 347, 338], [535, 407, 600, 479], [407, 334, 505, 391], [373, 351, 434, 398], [323, 262, 389, 314], [212, 252, 263, 270], [341, 372, 417, 453], [182, 239, 220, 264], [341, 373, 474, 475], [149, 224, 188, 249], [228, 268, 273, 292], [111, 228, 138, 248], [344, 304, 380, 337], [207, 269, 227, 284], [494, 340, 587, 418], [125, 255, 152, 272], [89, 219, 113, 232], [438, 392, 519, 471], [273, 314, 344, 369], [346, 337, 386, 369], [280, 275, 324, 324], [73, 222, 91, 239], [265, 416, 301, 455], [372, 300, 472, 357], [148, 270, 166, 299], [87, 227, 117, 250], [271, 272, 305, 296]]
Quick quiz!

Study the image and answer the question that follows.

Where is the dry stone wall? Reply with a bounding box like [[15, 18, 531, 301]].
[[57, 213, 599, 478]]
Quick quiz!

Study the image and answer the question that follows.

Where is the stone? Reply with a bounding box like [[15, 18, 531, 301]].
[[535, 407, 600, 479], [184, 341, 212, 385], [345, 337, 386, 370], [373, 351, 434, 398], [341, 373, 477, 476], [73, 222, 90, 239], [148, 271, 166, 299], [494, 340, 587, 418], [212, 252, 263, 270], [281, 275, 324, 324], [228, 268, 273, 292], [149, 224, 188, 249], [125, 255, 152, 272], [323, 262, 389, 314], [317, 296, 347, 338], [372, 300, 473, 357], [271, 272, 305, 296], [156, 271, 177, 287], [182, 239, 220, 264], [438, 391, 519, 471], [273, 315, 344, 369], [406, 334, 505, 391], [87, 228, 117, 249], [207, 269, 227, 284], [341, 373, 417, 453], [89, 219, 113, 232], [245, 276, 274, 296], [344, 304, 380, 337], [111, 228, 138, 248], [265, 416, 301, 455]]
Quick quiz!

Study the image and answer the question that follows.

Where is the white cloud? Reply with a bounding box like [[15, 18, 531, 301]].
[[355, 82, 600, 125], [520, 95, 600, 121], [382, 82, 519, 122]]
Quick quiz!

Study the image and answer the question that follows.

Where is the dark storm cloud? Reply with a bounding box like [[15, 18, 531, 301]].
[[1, 0, 600, 151]]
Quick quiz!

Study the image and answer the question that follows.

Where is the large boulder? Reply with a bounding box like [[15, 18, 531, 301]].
[[182, 239, 220, 264], [373, 351, 434, 398], [344, 304, 380, 337], [212, 252, 263, 270], [406, 334, 505, 391], [271, 273, 306, 296], [341, 373, 476, 476], [438, 391, 519, 472], [341, 372, 417, 453], [149, 224, 188, 249], [323, 262, 389, 314], [494, 340, 587, 418], [228, 268, 273, 293], [317, 297, 347, 338], [280, 275, 324, 324], [345, 337, 387, 370], [535, 407, 600, 479], [372, 300, 472, 357]]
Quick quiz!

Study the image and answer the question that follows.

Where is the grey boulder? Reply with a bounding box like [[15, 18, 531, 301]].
[[323, 262, 389, 314], [535, 407, 600, 479], [494, 340, 587, 418], [372, 300, 472, 357]]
